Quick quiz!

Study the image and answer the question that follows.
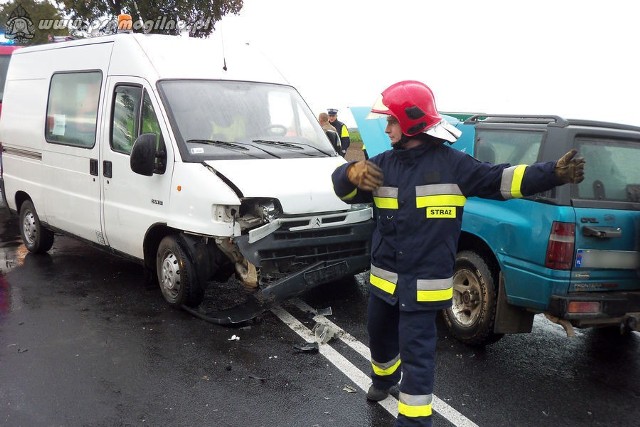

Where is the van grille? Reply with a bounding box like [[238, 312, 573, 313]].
[[257, 225, 371, 273]]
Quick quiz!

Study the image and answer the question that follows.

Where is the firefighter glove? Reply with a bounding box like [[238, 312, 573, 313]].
[[346, 160, 384, 191], [555, 149, 585, 184]]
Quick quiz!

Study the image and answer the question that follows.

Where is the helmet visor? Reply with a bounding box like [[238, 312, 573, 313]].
[[366, 94, 391, 119]]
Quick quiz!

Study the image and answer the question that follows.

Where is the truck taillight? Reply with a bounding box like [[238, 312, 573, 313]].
[[545, 221, 575, 270]]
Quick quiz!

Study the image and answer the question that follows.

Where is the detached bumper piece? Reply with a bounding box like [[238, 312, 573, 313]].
[[183, 219, 375, 325], [182, 259, 365, 325]]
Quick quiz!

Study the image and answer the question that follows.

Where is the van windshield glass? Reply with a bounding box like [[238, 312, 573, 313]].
[[159, 80, 335, 160]]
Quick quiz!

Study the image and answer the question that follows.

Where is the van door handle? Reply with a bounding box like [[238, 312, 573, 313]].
[[103, 160, 112, 178], [90, 158, 98, 176], [582, 226, 622, 239]]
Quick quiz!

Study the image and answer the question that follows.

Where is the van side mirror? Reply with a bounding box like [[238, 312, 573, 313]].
[[130, 133, 160, 176]]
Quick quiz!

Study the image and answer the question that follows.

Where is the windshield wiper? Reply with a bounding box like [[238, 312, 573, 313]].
[[187, 139, 249, 150], [252, 139, 303, 150]]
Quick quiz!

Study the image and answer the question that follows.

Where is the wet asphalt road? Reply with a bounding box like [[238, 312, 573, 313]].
[[1, 197, 640, 427]]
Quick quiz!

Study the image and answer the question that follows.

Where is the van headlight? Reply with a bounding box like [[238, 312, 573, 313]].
[[349, 203, 372, 211], [237, 198, 283, 229]]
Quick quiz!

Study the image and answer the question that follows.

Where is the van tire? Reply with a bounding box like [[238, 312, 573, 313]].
[[443, 250, 503, 347], [156, 235, 204, 308], [19, 200, 54, 254]]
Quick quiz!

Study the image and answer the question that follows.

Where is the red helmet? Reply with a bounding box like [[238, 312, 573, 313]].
[[370, 80, 460, 142]]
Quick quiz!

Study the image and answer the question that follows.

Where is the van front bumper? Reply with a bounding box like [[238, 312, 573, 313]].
[[183, 218, 375, 325], [235, 217, 375, 286]]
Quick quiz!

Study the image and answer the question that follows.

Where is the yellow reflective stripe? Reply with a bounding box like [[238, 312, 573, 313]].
[[340, 188, 357, 201], [362, 144, 367, 150], [416, 278, 453, 302], [416, 194, 466, 208], [340, 126, 350, 138], [370, 274, 396, 294], [501, 165, 527, 199], [370, 266, 397, 295], [417, 287, 453, 302], [371, 355, 401, 376], [398, 401, 433, 418], [374, 197, 398, 209], [511, 164, 526, 198]]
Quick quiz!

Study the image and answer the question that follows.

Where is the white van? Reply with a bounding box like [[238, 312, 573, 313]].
[[0, 33, 373, 323]]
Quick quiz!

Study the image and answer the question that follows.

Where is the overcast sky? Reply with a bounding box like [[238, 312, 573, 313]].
[[218, 0, 639, 128]]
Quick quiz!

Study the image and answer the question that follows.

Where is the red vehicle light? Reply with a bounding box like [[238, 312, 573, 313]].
[[567, 301, 601, 314], [545, 221, 575, 270]]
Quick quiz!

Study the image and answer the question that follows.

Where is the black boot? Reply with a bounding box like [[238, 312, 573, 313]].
[[366, 384, 399, 402]]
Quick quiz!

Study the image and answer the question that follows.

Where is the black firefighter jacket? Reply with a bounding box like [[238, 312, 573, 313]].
[[331, 140, 563, 312]]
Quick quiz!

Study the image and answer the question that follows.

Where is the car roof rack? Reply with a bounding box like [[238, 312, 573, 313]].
[[464, 114, 640, 132], [465, 114, 569, 127]]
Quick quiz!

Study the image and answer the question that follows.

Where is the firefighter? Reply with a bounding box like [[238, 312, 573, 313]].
[[331, 80, 585, 427]]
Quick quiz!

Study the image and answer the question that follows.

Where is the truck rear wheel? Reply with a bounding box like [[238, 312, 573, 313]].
[[156, 235, 204, 308], [443, 250, 503, 346], [19, 200, 54, 254]]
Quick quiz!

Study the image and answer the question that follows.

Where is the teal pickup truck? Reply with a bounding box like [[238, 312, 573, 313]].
[[351, 108, 640, 346]]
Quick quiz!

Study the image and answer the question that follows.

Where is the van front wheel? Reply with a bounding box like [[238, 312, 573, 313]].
[[156, 235, 204, 308], [19, 200, 54, 254], [442, 250, 503, 347]]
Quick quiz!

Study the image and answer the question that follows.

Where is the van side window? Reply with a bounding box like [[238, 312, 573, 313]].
[[141, 91, 166, 173], [111, 86, 165, 166], [111, 85, 141, 154], [475, 129, 543, 165], [46, 71, 102, 148]]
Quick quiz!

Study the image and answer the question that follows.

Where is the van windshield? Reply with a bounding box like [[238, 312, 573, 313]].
[[158, 80, 335, 160]]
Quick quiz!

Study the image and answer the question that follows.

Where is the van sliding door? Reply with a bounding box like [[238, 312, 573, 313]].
[[43, 70, 105, 244]]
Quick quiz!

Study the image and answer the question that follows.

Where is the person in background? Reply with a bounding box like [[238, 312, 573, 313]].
[[331, 80, 585, 427], [318, 112, 341, 154], [327, 108, 350, 157]]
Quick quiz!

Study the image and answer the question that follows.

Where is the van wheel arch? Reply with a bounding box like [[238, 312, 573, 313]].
[[143, 224, 175, 286]]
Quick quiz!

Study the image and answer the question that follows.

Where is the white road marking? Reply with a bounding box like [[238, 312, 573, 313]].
[[270, 305, 399, 415], [272, 300, 479, 427]]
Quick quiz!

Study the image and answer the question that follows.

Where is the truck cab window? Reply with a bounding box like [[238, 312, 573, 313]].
[[45, 71, 102, 148]]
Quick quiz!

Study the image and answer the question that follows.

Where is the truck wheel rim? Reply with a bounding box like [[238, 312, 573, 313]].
[[451, 269, 482, 327], [160, 252, 181, 300], [22, 211, 37, 245]]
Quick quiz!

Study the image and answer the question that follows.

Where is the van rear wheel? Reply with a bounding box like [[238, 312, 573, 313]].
[[156, 235, 204, 308], [443, 250, 504, 347], [19, 200, 54, 254]]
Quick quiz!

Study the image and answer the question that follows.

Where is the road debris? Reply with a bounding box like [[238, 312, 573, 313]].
[[312, 323, 339, 344], [293, 342, 319, 354], [342, 385, 357, 393]]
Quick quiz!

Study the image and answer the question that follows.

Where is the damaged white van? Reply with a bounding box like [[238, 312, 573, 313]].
[[0, 33, 373, 323]]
